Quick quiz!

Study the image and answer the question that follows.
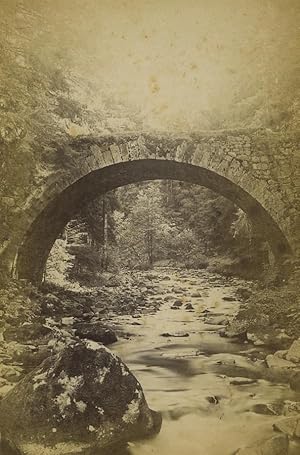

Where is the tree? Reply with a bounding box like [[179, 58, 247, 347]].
[[160, 181, 239, 256], [114, 183, 170, 268]]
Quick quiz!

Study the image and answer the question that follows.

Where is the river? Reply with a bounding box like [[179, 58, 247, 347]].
[[108, 268, 299, 455]]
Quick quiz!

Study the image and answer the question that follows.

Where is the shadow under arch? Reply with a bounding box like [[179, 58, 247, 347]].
[[16, 159, 292, 283]]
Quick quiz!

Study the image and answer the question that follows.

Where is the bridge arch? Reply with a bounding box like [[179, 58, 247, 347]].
[[15, 158, 291, 283]]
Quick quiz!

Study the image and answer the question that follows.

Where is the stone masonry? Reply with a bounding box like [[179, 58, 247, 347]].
[[0, 129, 299, 283]]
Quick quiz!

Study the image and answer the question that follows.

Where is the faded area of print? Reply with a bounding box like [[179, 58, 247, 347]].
[[0, 1, 299, 454]]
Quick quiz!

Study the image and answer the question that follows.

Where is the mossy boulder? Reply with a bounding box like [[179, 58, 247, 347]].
[[0, 340, 161, 454]]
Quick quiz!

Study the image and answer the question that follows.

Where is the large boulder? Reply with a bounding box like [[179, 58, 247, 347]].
[[234, 434, 289, 455], [0, 340, 161, 454], [286, 339, 300, 363], [265, 354, 297, 370], [273, 416, 300, 438], [74, 322, 117, 345]]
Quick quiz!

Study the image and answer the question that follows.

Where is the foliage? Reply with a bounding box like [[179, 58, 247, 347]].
[[234, 287, 300, 338], [228, 263, 300, 339], [160, 181, 239, 255], [46, 177, 268, 283], [0, 2, 141, 271], [45, 238, 74, 286], [67, 244, 103, 286], [0, 6, 86, 260], [79, 195, 119, 248], [107, 181, 262, 272], [54, 177, 267, 279], [113, 183, 169, 269], [0, 279, 42, 325]]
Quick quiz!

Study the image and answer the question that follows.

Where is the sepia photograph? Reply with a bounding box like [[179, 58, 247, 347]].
[[0, 1, 299, 454]]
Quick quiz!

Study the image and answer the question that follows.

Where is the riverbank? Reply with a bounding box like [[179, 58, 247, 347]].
[[0, 270, 163, 399], [227, 263, 300, 343], [0, 267, 299, 454]]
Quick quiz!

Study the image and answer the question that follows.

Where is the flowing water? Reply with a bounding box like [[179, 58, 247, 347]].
[[109, 268, 299, 455]]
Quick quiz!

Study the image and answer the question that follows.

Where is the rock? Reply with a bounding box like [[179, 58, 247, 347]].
[[185, 303, 194, 310], [290, 371, 300, 392], [230, 377, 257, 386], [219, 327, 247, 341], [274, 330, 293, 349], [253, 340, 266, 347], [0, 364, 23, 382], [274, 350, 288, 359], [216, 358, 236, 366], [252, 403, 278, 416], [260, 434, 289, 455], [273, 416, 300, 437], [61, 317, 75, 326], [207, 316, 228, 325], [74, 322, 117, 345], [3, 322, 52, 343], [242, 348, 266, 361], [96, 308, 107, 315], [246, 329, 291, 351], [16, 346, 51, 370], [191, 292, 201, 297], [172, 300, 183, 307], [235, 434, 288, 455], [0, 377, 8, 388], [0, 340, 161, 454], [247, 333, 265, 346], [82, 312, 95, 321], [283, 401, 300, 416], [172, 287, 184, 294], [206, 396, 219, 404], [266, 354, 297, 369], [222, 296, 236, 302], [160, 332, 189, 338], [5, 342, 50, 370], [286, 339, 300, 363]]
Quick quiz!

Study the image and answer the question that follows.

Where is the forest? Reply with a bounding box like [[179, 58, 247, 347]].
[[46, 180, 268, 286]]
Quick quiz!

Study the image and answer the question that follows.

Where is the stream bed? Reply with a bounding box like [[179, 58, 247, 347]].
[[108, 268, 299, 455]]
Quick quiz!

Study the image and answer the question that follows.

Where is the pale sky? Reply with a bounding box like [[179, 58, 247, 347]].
[[6, 0, 300, 130]]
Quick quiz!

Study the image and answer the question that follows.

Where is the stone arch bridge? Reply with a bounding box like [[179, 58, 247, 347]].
[[3, 129, 300, 283]]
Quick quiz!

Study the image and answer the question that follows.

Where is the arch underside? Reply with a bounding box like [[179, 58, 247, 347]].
[[16, 159, 292, 283]]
